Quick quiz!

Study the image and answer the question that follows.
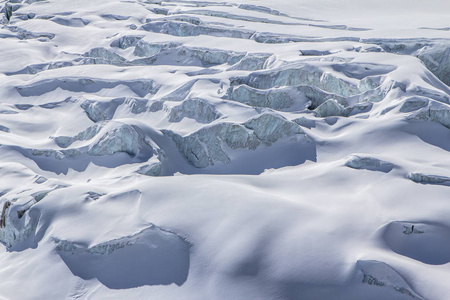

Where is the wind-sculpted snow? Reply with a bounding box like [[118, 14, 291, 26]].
[[54, 225, 192, 288], [356, 260, 424, 299], [383, 221, 450, 265], [16, 78, 160, 98], [0, 0, 450, 299]]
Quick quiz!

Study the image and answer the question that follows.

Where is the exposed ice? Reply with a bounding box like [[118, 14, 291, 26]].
[[110, 35, 144, 49], [43, 122, 155, 160], [168, 98, 222, 123], [166, 113, 306, 168], [83, 47, 126, 65], [314, 99, 345, 117], [141, 20, 255, 39], [1, 0, 450, 299], [232, 63, 376, 97], [408, 172, 450, 185], [410, 102, 450, 129], [225, 84, 310, 110], [80, 98, 125, 123], [228, 53, 272, 71], [133, 40, 181, 57], [0, 199, 40, 248], [345, 155, 394, 172], [399, 97, 429, 113], [137, 161, 162, 176]]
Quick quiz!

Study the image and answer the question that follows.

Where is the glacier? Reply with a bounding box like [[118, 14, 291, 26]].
[[0, 0, 449, 299]]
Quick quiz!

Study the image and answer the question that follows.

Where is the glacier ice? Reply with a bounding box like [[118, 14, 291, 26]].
[[83, 47, 126, 64], [399, 97, 429, 113], [88, 124, 149, 156], [0, 191, 48, 249], [345, 155, 394, 172], [408, 172, 450, 185], [1, 0, 450, 299], [243, 113, 304, 145], [168, 98, 222, 123], [137, 161, 162, 176], [314, 99, 345, 117], [226, 84, 347, 111], [80, 98, 125, 122], [141, 20, 255, 39], [417, 44, 450, 86], [54, 124, 102, 148], [46, 122, 155, 159], [133, 40, 181, 57], [166, 113, 306, 168], [228, 53, 272, 71], [409, 102, 450, 129], [110, 35, 144, 49], [232, 63, 374, 97], [134, 41, 246, 67]]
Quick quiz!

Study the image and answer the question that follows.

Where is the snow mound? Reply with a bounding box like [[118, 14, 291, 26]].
[[54, 225, 192, 288], [356, 260, 424, 299]]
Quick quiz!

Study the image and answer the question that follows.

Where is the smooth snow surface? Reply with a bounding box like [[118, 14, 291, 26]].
[[0, 0, 449, 299]]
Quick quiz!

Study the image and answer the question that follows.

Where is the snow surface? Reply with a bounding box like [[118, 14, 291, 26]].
[[0, 0, 449, 299]]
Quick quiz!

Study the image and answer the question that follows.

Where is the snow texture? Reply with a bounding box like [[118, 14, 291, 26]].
[[0, 0, 449, 299]]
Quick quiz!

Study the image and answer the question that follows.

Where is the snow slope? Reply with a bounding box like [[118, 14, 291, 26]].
[[0, 0, 449, 299]]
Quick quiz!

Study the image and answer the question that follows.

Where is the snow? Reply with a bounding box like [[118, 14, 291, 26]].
[[0, 0, 449, 299]]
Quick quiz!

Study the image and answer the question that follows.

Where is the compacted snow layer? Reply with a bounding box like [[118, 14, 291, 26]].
[[0, 0, 449, 299]]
